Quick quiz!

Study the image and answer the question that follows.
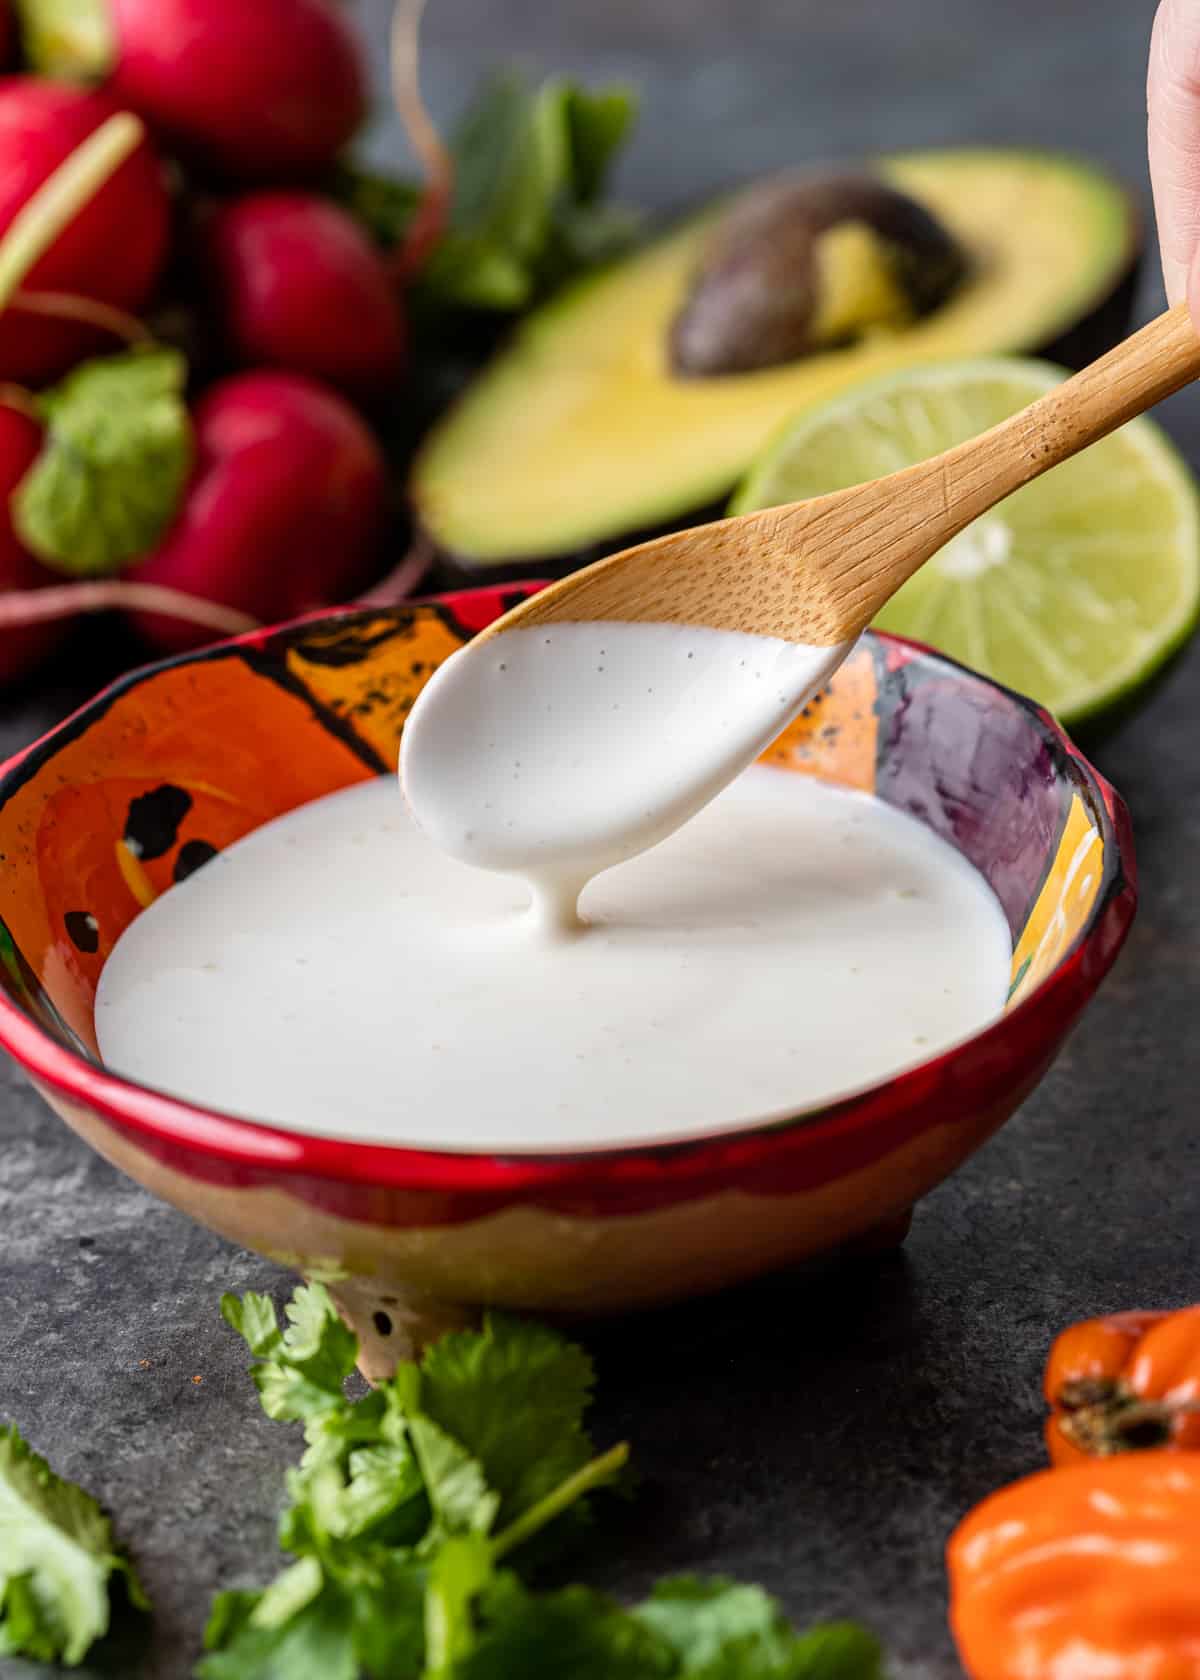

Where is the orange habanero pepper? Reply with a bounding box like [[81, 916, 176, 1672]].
[[948, 1453, 1200, 1680], [1044, 1304, 1200, 1464]]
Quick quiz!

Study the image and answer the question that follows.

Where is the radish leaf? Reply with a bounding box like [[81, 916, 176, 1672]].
[[337, 73, 639, 312], [14, 347, 193, 577], [424, 73, 639, 310], [329, 164, 422, 253]]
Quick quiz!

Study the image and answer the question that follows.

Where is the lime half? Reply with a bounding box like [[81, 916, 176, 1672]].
[[732, 358, 1200, 726]]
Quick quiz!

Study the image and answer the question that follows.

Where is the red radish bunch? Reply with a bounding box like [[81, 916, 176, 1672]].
[[0, 79, 169, 382], [128, 372, 387, 654], [0, 404, 64, 681], [28, 0, 367, 181], [200, 194, 406, 397], [0, 0, 426, 688]]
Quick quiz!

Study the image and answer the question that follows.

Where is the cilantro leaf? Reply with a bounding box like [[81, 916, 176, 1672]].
[[197, 1578, 358, 1680], [408, 1415, 499, 1540], [346, 1552, 427, 1678], [455, 1575, 674, 1679], [1, 1571, 69, 1664], [783, 1623, 885, 1680], [202, 1588, 262, 1652], [281, 1445, 427, 1557], [633, 1580, 883, 1680], [212, 1286, 884, 1680], [220, 1292, 283, 1360], [221, 1285, 357, 1423], [250, 1556, 324, 1630], [419, 1314, 596, 1528], [423, 1533, 493, 1675], [201, 1553, 429, 1679], [221, 1292, 428, 1564], [281, 1286, 359, 1383], [14, 347, 193, 577], [0, 1423, 145, 1666], [337, 1444, 426, 1544], [297, 1388, 392, 1475]]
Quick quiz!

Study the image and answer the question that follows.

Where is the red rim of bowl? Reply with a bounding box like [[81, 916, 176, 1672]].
[[0, 598, 1137, 1197]]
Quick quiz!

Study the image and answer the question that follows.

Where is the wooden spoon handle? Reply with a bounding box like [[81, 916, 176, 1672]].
[[941, 302, 1200, 515], [850, 303, 1200, 626]]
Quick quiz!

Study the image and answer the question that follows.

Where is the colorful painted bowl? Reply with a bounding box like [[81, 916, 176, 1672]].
[[0, 587, 1135, 1373]]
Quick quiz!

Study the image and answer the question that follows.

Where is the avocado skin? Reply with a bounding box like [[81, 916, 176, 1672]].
[[1034, 250, 1140, 373], [428, 248, 1140, 591]]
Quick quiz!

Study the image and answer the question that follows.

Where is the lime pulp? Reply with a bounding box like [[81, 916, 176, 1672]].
[[731, 357, 1200, 726]]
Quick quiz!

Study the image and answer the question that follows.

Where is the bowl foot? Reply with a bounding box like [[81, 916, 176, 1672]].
[[319, 1277, 479, 1380], [841, 1205, 914, 1256]]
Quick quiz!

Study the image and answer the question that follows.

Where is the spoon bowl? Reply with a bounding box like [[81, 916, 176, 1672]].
[[400, 307, 1194, 920], [0, 589, 1134, 1372]]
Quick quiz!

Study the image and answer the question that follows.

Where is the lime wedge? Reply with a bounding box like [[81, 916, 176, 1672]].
[[731, 357, 1200, 726]]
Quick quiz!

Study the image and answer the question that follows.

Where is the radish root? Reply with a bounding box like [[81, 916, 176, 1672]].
[[388, 0, 453, 281], [10, 289, 153, 347], [359, 533, 433, 605], [0, 580, 258, 636], [0, 383, 42, 423]]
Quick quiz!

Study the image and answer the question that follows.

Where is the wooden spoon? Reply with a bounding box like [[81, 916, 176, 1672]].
[[476, 303, 1200, 650]]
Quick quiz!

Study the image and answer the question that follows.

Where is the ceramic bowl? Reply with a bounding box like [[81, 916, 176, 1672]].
[[0, 587, 1135, 1372]]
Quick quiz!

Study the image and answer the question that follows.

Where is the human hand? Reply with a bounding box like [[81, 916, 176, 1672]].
[[1149, 0, 1200, 316]]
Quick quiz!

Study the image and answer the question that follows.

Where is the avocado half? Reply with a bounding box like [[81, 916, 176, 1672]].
[[412, 148, 1140, 573]]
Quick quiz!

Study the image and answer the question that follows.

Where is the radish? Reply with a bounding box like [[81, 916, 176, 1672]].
[[201, 193, 405, 398], [20, 0, 367, 181], [127, 370, 387, 655], [0, 79, 168, 383], [0, 402, 66, 684]]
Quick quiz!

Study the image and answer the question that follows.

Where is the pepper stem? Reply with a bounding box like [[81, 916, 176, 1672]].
[[1056, 1383, 1200, 1456]]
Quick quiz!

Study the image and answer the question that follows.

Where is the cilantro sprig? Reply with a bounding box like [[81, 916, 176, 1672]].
[[202, 1285, 882, 1680], [0, 1422, 146, 1666]]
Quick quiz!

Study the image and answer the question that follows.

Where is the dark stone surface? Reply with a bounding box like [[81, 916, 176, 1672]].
[[1, 1, 1196, 1676]]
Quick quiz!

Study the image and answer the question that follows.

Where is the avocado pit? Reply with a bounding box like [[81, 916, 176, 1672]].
[[669, 173, 968, 378]]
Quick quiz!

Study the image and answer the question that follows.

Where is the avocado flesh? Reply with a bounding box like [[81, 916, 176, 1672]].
[[413, 149, 1138, 568]]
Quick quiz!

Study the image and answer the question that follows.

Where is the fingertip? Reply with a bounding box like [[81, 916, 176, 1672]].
[[1148, 0, 1200, 305], [1165, 250, 1190, 309], [1186, 242, 1200, 331]]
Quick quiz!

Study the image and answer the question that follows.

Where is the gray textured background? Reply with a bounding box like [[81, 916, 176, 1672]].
[[3, 1, 1197, 1676]]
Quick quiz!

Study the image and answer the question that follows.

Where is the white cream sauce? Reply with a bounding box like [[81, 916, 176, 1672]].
[[400, 622, 852, 929], [95, 770, 1011, 1152]]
